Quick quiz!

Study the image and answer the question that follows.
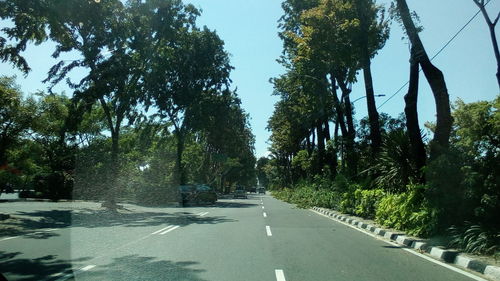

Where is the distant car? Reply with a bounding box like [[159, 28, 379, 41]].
[[194, 184, 217, 204], [248, 187, 256, 193], [258, 188, 265, 194], [179, 184, 217, 205], [233, 189, 247, 199]]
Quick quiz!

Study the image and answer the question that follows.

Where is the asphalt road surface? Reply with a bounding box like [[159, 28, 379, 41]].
[[0, 195, 487, 281]]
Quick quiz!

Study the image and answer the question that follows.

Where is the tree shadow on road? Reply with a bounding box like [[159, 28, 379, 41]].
[[80, 255, 208, 281], [0, 215, 65, 239], [2, 208, 236, 232], [0, 251, 92, 281]]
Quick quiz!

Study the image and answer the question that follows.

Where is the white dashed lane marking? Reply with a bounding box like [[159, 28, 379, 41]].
[[266, 225, 273, 236], [159, 225, 180, 235], [151, 225, 180, 235], [275, 269, 286, 281], [263, 212, 267, 218]]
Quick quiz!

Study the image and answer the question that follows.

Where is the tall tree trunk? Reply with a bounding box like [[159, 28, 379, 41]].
[[311, 128, 316, 148], [324, 119, 331, 142], [336, 76, 357, 177], [404, 46, 427, 183], [362, 61, 382, 154], [99, 97, 121, 209], [306, 135, 312, 154], [174, 130, 187, 185], [329, 74, 348, 137], [396, 0, 453, 160], [473, 0, 500, 89], [317, 120, 326, 170], [330, 72, 357, 177], [355, 0, 382, 154]]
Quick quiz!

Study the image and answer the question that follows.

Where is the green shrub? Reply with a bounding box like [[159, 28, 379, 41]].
[[448, 222, 500, 256], [273, 186, 340, 210], [375, 184, 437, 237], [338, 186, 385, 219], [339, 184, 359, 214], [354, 189, 385, 219]]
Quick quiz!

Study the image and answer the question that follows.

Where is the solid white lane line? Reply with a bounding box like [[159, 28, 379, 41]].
[[199, 212, 209, 216], [275, 269, 286, 281], [266, 225, 272, 236], [159, 225, 180, 235], [0, 236, 17, 242], [152, 226, 174, 235], [263, 212, 267, 218], [311, 210, 488, 281]]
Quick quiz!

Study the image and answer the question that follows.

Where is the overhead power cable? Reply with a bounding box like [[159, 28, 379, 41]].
[[377, 0, 491, 109]]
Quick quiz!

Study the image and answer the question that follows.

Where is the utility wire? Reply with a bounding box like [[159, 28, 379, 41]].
[[377, 0, 490, 109]]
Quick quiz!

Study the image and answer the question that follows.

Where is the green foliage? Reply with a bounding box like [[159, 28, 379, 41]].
[[354, 189, 385, 219], [448, 223, 500, 256], [366, 129, 416, 192], [273, 186, 339, 209], [337, 185, 384, 219], [375, 184, 437, 237]]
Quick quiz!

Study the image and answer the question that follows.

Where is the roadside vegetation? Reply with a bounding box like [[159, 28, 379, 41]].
[[260, 0, 500, 258], [0, 0, 256, 207]]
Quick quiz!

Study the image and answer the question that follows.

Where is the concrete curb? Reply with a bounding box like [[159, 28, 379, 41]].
[[312, 206, 500, 281]]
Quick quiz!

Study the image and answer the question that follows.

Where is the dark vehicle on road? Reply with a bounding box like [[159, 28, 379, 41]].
[[233, 188, 247, 199], [258, 188, 265, 194], [179, 184, 217, 205], [247, 186, 256, 193]]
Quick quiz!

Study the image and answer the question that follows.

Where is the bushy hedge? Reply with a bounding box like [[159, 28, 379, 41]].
[[273, 187, 339, 209], [273, 183, 437, 237], [375, 185, 438, 237]]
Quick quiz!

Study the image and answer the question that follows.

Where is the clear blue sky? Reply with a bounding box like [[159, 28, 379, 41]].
[[1, 0, 499, 158]]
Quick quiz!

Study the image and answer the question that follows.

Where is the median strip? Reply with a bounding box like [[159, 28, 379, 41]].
[[266, 225, 272, 236]]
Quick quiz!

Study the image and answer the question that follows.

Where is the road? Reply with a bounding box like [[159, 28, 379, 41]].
[[0, 195, 487, 281]]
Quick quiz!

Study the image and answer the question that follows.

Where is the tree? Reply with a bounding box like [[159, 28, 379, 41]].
[[473, 0, 500, 89], [404, 46, 426, 182], [0, 76, 35, 166], [353, 0, 389, 154], [144, 19, 233, 185], [393, 0, 453, 160], [256, 157, 270, 188]]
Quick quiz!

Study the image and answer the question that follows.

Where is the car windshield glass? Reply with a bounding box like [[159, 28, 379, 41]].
[[0, 1, 499, 281]]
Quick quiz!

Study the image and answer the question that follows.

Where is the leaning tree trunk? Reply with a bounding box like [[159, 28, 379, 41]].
[[396, 0, 453, 160], [404, 46, 427, 183]]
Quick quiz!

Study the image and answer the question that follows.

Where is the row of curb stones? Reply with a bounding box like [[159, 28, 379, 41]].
[[312, 207, 500, 281]]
